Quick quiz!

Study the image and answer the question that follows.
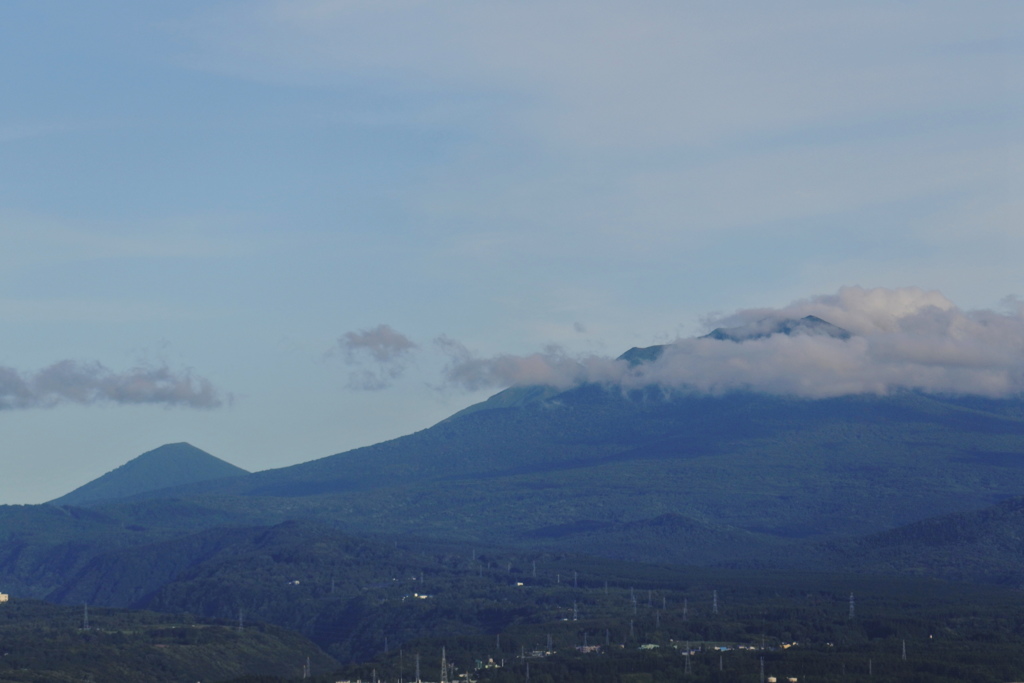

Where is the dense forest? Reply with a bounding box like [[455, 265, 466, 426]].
[[0, 600, 334, 682], [5, 525, 1024, 681]]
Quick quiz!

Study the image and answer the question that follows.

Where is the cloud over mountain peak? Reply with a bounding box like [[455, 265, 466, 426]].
[[441, 287, 1024, 399]]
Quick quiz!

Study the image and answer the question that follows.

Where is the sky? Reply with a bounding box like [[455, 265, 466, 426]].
[[2, 1, 1023, 504]]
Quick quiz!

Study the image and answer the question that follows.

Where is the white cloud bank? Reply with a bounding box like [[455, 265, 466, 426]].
[[437, 287, 1024, 399], [0, 360, 224, 410]]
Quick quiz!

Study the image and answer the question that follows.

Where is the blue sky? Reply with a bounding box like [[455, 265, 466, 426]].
[[2, 1, 1022, 503]]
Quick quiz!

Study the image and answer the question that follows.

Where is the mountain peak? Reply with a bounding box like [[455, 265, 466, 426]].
[[618, 315, 851, 366], [702, 314, 852, 342], [49, 442, 249, 507]]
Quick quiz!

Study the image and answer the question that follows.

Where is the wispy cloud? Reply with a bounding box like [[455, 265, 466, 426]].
[[435, 336, 615, 392], [178, 0, 1024, 293], [335, 324, 418, 390], [0, 360, 225, 410]]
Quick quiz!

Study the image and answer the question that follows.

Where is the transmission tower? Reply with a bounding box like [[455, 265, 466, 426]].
[[849, 592, 855, 620], [440, 647, 449, 683], [712, 590, 719, 615]]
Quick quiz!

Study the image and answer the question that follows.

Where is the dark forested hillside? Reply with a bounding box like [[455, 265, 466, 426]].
[[109, 387, 1024, 565]]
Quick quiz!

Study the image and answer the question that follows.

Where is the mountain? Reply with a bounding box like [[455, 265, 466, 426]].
[[106, 386, 1024, 567], [19, 325, 1024, 596], [50, 442, 248, 507]]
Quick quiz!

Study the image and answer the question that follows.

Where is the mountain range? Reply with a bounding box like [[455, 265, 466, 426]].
[[6, 315, 1024, 667], [35, 316, 1024, 570]]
